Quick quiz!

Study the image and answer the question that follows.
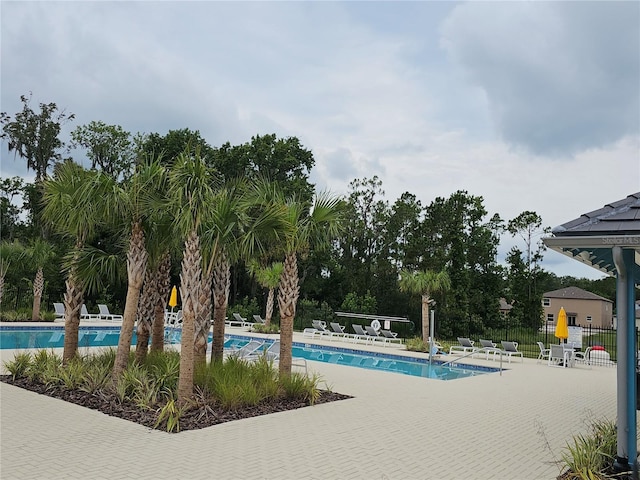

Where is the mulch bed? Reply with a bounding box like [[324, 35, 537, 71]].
[[0, 375, 352, 432]]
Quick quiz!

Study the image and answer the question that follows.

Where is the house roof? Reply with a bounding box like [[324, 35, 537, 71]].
[[543, 193, 640, 280], [543, 286, 612, 303]]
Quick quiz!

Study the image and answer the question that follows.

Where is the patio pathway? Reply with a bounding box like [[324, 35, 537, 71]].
[[0, 324, 620, 479]]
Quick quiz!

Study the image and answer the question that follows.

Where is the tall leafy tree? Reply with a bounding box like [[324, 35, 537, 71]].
[[0, 176, 25, 241], [70, 121, 134, 180], [337, 177, 389, 297], [1, 93, 74, 182], [506, 211, 549, 329], [137, 128, 214, 166], [213, 134, 315, 202], [399, 269, 451, 342]]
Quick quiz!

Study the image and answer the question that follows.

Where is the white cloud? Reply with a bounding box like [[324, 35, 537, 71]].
[[1, 1, 638, 280]]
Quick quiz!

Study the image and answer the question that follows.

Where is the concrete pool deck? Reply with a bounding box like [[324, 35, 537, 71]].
[[0, 322, 619, 479]]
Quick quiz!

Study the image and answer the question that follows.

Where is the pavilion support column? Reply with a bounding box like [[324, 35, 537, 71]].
[[613, 246, 638, 478]]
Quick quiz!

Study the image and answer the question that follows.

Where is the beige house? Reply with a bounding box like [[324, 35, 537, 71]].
[[542, 286, 613, 329]]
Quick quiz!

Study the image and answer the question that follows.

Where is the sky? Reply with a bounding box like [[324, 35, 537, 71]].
[[1, 1, 639, 280]]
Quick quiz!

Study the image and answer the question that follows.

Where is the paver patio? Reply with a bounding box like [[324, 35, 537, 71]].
[[0, 324, 619, 479]]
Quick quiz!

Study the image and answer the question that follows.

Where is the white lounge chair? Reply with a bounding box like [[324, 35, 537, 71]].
[[246, 340, 280, 362], [449, 337, 477, 355], [98, 304, 123, 322], [53, 303, 65, 321], [329, 322, 350, 340], [499, 341, 524, 363], [379, 329, 403, 344], [478, 339, 501, 360], [364, 325, 386, 343], [226, 340, 265, 359], [351, 325, 372, 343], [81, 304, 100, 321], [252, 315, 266, 325]]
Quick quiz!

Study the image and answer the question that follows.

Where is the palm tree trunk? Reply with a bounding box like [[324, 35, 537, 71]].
[[194, 270, 213, 365], [265, 288, 275, 327], [113, 222, 148, 377], [62, 270, 83, 364], [32, 267, 44, 321], [421, 294, 430, 343], [151, 252, 171, 352], [135, 267, 156, 364], [0, 273, 4, 305], [178, 230, 201, 405], [211, 252, 230, 362], [277, 252, 299, 377]]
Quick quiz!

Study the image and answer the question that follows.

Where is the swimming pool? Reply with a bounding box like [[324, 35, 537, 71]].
[[0, 327, 499, 380], [0, 326, 129, 350]]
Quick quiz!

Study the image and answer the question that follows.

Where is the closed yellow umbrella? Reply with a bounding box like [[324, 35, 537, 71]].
[[169, 286, 178, 310], [555, 307, 569, 343]]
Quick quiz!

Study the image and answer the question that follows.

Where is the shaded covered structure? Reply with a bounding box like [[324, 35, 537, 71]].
[[544, 192, 640, 476]]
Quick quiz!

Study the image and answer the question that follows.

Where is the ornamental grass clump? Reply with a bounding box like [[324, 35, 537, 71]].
[[3, 347, 337, 432], [559, 418, 618, 480]]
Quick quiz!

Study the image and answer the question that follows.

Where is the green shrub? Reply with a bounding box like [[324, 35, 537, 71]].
[[229, 297, 260, 320], [155, 394, 184, 433], [280, 371, 321, 405], [54, 358, 88, 389], [252, 323, 280, 334], [405, 337, 429, 352], [560, 418, 617, 479], [3, 352, 32, 379]]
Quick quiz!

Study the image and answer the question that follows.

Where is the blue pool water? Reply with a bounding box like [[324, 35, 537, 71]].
[[0, 326, 131, 350], [0, 327, 498, 380]]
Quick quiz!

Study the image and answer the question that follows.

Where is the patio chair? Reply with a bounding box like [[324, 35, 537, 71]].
[[246, 340, 280, 362], [536, 342, 551, 363], [98, 304, 123, 322], [449, 337, 477, 355], [226, 339, 265, 359], [478, 339, 501, 360], [379, 329, 403, 344], [329, 322, 348, 339], [573, 347, 593, 368], [499, 341, 524, 363], [53, 303, 65, 321], [364, 325, 385, 343], [252, 314, 266, 325], [548, 344, 573, 368], [352, 324, 373, 343], [81, 304, 100, 321]]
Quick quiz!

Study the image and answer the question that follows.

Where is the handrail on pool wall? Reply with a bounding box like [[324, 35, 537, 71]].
[[441, 347, 504, 376]]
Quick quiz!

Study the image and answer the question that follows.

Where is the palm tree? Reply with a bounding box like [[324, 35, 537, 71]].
[[167, 150, 216, 404], [200, 181, 246, 363], [398, 269, 451, 343], [248, 260, 283, 327], [111, 161, 167, 377], [259, 186, 342, 376], [42, 161, 106, 363], [26, 238, 55, 321], [150, 251, 172, 353]]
